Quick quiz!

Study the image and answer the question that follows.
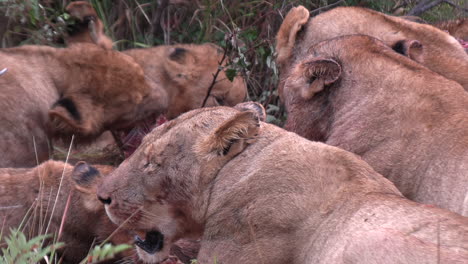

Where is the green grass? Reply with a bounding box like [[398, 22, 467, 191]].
[[1, 229, 130, 264], [0, 140, 130, 263]]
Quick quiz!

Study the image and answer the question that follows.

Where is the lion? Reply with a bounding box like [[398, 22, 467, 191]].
[[0, 160, 199, 264], [278, 34, 468, 216], [0, 160, 127, 263], [123, 44, 247, 120], [0, 43, 167, 167], [400, 16, 468, 50], [65, 1, 113, 50], [402, 16, 468, 42], [96, 102, 468, 264], [276, 6, 468, 91], [433, 18, 468, 42]]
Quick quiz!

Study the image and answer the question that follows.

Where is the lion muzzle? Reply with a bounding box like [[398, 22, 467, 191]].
[[135, 231, 165, 254]]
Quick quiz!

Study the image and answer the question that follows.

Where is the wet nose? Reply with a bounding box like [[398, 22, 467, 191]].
[[98, 194, 112, 205], [97, 182, 114, 205]]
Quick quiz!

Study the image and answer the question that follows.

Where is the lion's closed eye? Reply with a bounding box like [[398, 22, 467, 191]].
[[143, 160, 162, 172]]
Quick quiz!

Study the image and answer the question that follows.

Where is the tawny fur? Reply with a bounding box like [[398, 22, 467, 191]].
[[65, 1, 113, 49], [434, 18, 468, 41], [0, 43, 167, 167], [123, 43, 247, 119], [0, 161, 130, 263], [97, 103, 468, 264], [280, 35, 468, 216], [276, 6, 468, 91]]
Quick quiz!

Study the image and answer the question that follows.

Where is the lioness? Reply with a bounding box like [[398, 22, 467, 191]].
[[96, 103, 468, 264], [279, 34, 468, 216], [0, 160, 127, 263], [402, 16, 468, 45], [0, 43, 167, 167], [65, 1, 113, 50], [276, 6, 468, 91], [434, 18, 468, 42]]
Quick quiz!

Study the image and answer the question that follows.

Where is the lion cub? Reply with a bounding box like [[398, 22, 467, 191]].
[[0, 160, 131, 263], [0, 43, 168, 167], [97, 102, 467, 264]]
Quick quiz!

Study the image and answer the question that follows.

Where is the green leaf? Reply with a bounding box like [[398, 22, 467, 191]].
[[225, 68, 237, 82], [1, 228, 62, 263], [81, 243, 132, 264]]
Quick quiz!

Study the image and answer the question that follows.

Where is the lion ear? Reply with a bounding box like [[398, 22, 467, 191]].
[[276, 6, 310, 69], [72, 161, 101, 192], [72, 161, 108, 211], [234, 102, 266, 122], [163, 47, 197, 85], [197, 111, 260, 159], [392, 40, 424, 63], [48, 96, 103, 136], [287, 57, 341, 100]]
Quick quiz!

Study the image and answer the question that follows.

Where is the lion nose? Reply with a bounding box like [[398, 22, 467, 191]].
[[98, 195, 112, 205]]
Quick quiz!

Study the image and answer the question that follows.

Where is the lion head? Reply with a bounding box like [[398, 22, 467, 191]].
[[0, 43, 168, 167], [97, 102, 264, 263], [38, 43, 167, 141], [124, 43, 247, 120], [0, 160, 134, 262]]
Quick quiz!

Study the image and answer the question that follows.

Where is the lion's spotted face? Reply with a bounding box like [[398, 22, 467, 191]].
[[98, 103, 262, 263]]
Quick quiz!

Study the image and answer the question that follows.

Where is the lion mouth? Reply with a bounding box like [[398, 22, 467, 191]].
[[457, 38, 468, 51], [135, 230, 165, 254]]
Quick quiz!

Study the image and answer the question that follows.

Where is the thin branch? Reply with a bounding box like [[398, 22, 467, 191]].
[[408, 0, 468, 15], [310, 0, 345, 16], [407, 0, 444, 16], [201, 36, 230, 108], [443, 0, 468, 13], [151, 0, 169, 36]]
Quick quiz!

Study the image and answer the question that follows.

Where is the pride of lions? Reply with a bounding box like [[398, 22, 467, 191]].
[[0, 2, 467, 264]]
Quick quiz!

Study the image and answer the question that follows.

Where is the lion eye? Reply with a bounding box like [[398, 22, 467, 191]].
[[214, 96, 225, 106], [143, 162, 161, 170], [308, 76, 317, 84]]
